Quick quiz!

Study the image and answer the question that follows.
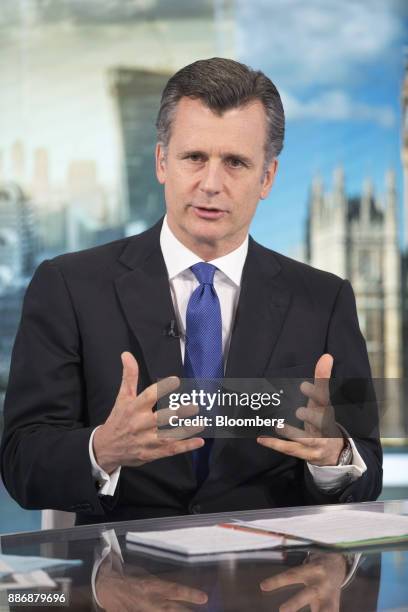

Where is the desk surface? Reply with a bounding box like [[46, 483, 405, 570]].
[[1, 500, 408, 611]]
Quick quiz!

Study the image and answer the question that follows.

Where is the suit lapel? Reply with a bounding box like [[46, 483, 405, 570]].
[[225, 238, 292, 379], [114, 222, 183, 382]]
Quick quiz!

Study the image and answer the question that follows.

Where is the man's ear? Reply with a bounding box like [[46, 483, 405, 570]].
[[155, 143, 166, 184], [260, 158, 278, 200]]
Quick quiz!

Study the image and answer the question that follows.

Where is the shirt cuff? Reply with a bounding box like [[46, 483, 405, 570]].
[[342, 552, 361, 589], [92, 530, 124, 610], [89, 427, 121, 496], [307, 437, 367, 492]]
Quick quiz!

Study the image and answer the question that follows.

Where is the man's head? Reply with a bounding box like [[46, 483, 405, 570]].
[[155, 57, 285, 258]]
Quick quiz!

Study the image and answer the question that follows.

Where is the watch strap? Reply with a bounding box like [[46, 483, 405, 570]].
[[337, 439, 353, 466]]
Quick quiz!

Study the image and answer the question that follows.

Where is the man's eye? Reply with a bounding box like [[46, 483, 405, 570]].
[[187, 154, 204, 162], [227, 158, 244, 168]]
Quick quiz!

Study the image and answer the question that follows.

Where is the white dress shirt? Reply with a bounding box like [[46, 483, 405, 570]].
[[89, 215, 366, 495]]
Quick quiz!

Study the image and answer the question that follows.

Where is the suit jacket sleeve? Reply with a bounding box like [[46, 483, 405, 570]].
[[302, 279, 383, 505], [0, 260, 107, 515]]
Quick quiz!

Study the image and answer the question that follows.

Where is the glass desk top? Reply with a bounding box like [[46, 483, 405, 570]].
[[1, 500, 408, 611]]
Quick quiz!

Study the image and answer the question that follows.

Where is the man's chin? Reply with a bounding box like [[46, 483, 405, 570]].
[[187, 220, 228, 245], [169, 212, 234, 252]]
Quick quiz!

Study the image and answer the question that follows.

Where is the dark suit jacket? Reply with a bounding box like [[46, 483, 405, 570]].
[[0, 219, 382, 524]]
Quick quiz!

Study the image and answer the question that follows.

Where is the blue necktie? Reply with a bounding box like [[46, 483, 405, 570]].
[[184, 262, 223, 485]]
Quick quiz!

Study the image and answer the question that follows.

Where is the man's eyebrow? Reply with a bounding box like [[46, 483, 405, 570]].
[[176, 149, 207, 158], [221, 152, 253, 166], [177, 149, 254, 165]]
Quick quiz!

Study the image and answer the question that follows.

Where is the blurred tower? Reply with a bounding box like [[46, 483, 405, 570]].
[[307, 170, 401, 379], [383, 170, 402, 381], [402, 60, 408, 250], [66, 160, 109, 222], [0, 183, 37, 281], [67, 160, 97, 196], [109, 69, 170, 232], [308, 167, 347, 278], [402, 59, 408, 432], [32, 147, 49, 198], [11, 140, 25, 184]]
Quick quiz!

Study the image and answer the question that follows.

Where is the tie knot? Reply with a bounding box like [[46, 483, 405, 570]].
[[190, 262, 217, 285]]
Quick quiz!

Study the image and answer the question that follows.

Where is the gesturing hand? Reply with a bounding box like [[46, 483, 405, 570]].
[[93, 352, 204, 474], [257, 354, 345, 466]]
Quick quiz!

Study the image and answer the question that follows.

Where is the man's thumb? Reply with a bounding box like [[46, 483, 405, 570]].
[[314, 353, 334, 380], [118, 351, 139, 398]]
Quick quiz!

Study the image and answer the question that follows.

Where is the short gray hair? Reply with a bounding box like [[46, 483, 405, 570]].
[[156, 57, 285, 173]]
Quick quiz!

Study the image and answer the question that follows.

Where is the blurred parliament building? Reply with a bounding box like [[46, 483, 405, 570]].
[[305, 65, 408, 436]]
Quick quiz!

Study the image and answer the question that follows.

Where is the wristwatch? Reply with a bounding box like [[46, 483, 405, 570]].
[[337, 439, 353, 465]]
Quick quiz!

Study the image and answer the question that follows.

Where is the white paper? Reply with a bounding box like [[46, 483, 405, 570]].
[[244, 510, 408, 545], [0, 554, 81, 578], [0, 570, 56, 591], [126, 525, 284, 556]]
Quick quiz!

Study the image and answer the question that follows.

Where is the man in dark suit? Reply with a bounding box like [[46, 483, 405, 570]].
[[0, 58, 382, 525]]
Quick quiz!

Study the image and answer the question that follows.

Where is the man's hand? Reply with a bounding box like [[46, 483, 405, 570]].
[[93, 352, 204, 474], [257, 354, 345, 466], [260, 552, 347, 612], [96, 555, 208, 612]]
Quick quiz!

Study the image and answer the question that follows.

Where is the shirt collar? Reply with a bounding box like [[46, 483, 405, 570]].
[[160, 215, 248, 287]]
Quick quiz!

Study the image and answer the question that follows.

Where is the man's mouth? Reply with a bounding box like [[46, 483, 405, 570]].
[[191, 205, 228, 220]]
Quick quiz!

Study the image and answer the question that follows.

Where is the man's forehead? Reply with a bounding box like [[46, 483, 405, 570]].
[[170, 96, 267, 152], [173, 95, 266, 122]]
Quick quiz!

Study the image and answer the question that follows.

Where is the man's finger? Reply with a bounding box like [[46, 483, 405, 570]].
[[156, 403, 199, 427], [155, 437, 205, 459], [300, 381, 328, 407], [130, 435, 204, 465], [138, 428, 205, 452], [260, 566, 310, 591], [157, 424, 205, 440], [132, 421, 200, 446], [312, 353, 333, 405], [146, 577, 208, 604], [277, 585, 319, 612], [137, 376, 181, 412], [314, 353, 333, 380], [118, 351, 139, 398], [277, 422, 319, 444], [127, 410, 158, 433], [296, 406, 326, 431], [128, 405, 202, 438]]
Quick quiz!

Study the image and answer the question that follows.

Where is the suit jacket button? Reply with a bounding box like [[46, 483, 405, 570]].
[[191, 504, 201, 514]]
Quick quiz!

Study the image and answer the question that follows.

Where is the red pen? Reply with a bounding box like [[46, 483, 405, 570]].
[[218, 522, 308, 545]]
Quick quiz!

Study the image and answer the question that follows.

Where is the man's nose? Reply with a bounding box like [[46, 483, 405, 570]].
[[198, 161, 223, 196]]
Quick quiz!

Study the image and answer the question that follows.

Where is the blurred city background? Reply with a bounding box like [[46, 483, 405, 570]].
[[0, 0, 407, 536]]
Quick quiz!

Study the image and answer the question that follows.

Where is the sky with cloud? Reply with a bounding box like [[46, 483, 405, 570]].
[[0, 0, 407, 255], [237, 0, 408, 253]]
